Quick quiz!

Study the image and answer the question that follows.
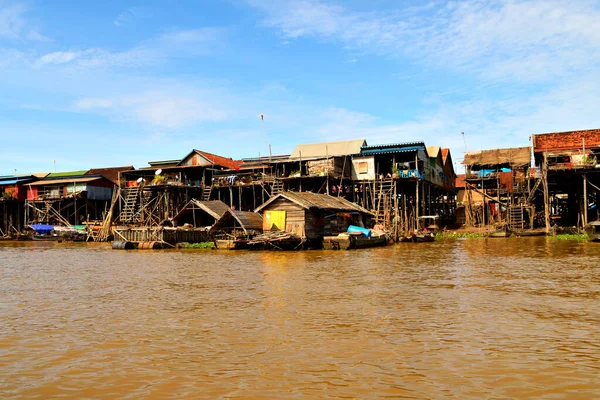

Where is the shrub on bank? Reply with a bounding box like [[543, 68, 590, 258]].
[[549, 234, 589, 241]]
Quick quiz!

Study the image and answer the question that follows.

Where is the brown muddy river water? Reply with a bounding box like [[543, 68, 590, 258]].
[[1, 238, 599, 399]]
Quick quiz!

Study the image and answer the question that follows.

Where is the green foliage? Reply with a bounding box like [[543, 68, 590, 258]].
[[179, 242, 216, 249], [549, 234, 590, 241], [2, 187, 16, 200]]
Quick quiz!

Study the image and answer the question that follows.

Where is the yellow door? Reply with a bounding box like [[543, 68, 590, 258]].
[[263, 210, 286, 231]]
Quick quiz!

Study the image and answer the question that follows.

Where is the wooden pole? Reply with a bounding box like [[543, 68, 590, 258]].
[[583, 173, 588, 227], [542, 152, 551, 233]]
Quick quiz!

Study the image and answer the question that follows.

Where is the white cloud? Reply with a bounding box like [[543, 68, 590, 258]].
[[75, 98, 113, 109], [33, 27, 224, 70], [249, 0, 600, 83], [114, 7, 138, 26], [0, 1, 48, 41], [74, 91, 229, 129], [35, 51, 78, 66]]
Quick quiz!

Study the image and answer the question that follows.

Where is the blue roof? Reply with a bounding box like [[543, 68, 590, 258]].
[[0, 177, 34, 185], [360, 142, 427, 156], [361, 145, 426, 156]]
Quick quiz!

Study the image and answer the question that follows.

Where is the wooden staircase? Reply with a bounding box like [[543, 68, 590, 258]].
[[270, 180, 284, 196], [509, 205, 525, 231], [202, 185, 212, 201], [120, 186, 140, 223], [375, 179, 395, 227]]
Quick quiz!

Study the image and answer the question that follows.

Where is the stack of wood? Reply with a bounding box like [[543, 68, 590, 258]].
[[248, 231, 300, 244]]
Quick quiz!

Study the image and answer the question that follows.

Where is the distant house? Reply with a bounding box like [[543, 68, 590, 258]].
[[0, 175, 38, 202], [27, 170, 114, 201], [0, 174, 41, 232], [461, 146, 533, 228], [532, 128, 600, 170], [254, 191, 374, 241], [532, 128, 600, 226], [354, 141, 428, 181], [26, 170, 115, 224]]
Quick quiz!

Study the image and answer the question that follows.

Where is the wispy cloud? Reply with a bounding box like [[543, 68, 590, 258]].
[[33, 27, 224, 70], [0, 1, 48, 41], [249, 0, 600, 83], [75, 90, 229, 129], [114, 7, 139, 26]]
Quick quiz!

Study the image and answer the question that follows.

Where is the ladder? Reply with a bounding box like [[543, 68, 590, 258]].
[[120, 186, 140, 223], [202, 185, 212, 201], [271, 180, 284, 196], [509, 205, 524, 231], [375, 179, 395, 227]]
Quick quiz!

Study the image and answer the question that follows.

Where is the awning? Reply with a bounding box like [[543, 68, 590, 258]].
[[29, 177, 102, 186]]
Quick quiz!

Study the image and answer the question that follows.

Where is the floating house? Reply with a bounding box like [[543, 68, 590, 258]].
[[254, 191, 374, 246], [532, 128, 600, 228]]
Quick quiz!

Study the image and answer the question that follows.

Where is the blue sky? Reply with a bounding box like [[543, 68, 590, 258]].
[[1, 0, 599, 175]]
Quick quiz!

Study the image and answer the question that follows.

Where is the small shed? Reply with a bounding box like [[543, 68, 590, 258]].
[[254, 191, 374, 240], [172, 199, 231, 228], [209, 209, 263, 237]]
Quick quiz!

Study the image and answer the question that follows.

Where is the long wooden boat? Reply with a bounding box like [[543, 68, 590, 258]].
[[323, 233, 388, 250], [32, 234, 59, 241], [214, 238, 250, 250], [514, 229, 546, 237], [584, 221, 600, 242], [487, 229, 513, 238], [349, 235, 388, 249], [399, 231, 435, 243]]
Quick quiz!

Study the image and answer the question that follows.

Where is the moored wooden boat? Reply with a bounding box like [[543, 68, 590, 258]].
[[487, 228, 513, 238], [323, 233, 387, 250], [514, 229, 546, 237], [584, 221, 600, 242], [349, 234, 388, 249]]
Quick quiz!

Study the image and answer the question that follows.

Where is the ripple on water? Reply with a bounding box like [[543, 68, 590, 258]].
[[0, 239, 599, 398]]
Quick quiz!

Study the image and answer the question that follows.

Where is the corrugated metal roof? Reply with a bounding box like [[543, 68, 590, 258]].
[[254, 191, 374, 215], [0, 176, 35, 185], [86, 166, 134, 184], [29, 177, 102, 186], [361, 145, 425, 156], [46, 170, 90, 178], [174, 200, 231, 221], [210, 209, 263, 234], [290, 139, 366, 159], [532, 128, 600, 152]]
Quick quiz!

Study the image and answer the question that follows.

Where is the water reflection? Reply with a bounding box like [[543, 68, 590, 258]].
[[1, 239, 599, 398]]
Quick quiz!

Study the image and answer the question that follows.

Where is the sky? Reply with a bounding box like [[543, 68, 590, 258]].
[[1, 0, 599, 175]]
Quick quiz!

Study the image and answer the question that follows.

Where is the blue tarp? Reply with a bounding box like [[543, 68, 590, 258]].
[[29, 224, 54, 235]]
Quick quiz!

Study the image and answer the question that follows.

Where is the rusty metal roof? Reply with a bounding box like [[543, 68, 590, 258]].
[[463, 147, 531, 169], [532, 129, 600, 153], [86, 166, 134, 184], [173, 200, 231, 221], [210, 209, 263, 234], [254, 191, 374, 215]]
